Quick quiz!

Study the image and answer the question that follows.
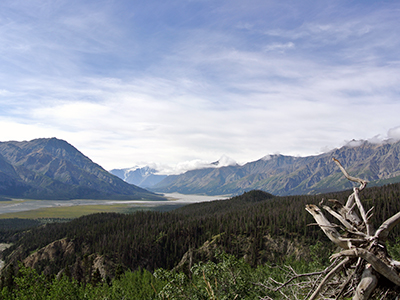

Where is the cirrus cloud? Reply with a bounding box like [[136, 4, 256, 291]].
[[0, 0, 400, 172]]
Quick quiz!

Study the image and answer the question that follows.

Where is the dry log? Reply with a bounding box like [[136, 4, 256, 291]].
[[329, 198, 363, 227], [322, 204, 358, 232], [331, 248, 400, 286], [307, 258, 349, 300], [353, 264, 378, 300], [304, 158, 400, 299], [305, 204, 364, 249], [264, 158, 400, 299], [332, 158, 367, 189], [375, 211, 400, 241], [353, 187, 373, 236]]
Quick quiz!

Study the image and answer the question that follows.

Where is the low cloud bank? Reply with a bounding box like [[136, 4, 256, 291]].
[[123, 126, 400, 176], [129, 155, 238, 175], [341, 126, 400, 149]]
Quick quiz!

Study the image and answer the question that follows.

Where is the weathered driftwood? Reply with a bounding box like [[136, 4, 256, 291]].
[[305, 158, 400, 299], [353, 264, 378, 300], [264, 158, 400, 299], [307, 258, 349, 300]]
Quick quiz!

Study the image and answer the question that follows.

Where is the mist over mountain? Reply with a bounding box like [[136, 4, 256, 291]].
[[3, 137, 400, 200], [110, 166, 167, 188], [0, 138, 164, 200], [110, 155, 238, 187], [150, 140, 400, 196]]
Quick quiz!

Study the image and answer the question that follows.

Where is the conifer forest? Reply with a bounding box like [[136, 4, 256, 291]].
[[1, 180, 400, 298]]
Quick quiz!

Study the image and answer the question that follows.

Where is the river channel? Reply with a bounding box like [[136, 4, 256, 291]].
[[0, 193, 230, 215]]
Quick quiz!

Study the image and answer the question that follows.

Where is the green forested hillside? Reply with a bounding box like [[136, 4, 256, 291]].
[[1, 190, 325, 275], [3, 183, 400, 274], [1, 183, 400, 299]]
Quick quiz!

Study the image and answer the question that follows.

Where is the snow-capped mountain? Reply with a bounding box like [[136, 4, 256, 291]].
[[110, 155, 238, 188], [110, 166, 167, 188], [151, 140, 400, 196], [210, 155, 238, 167]]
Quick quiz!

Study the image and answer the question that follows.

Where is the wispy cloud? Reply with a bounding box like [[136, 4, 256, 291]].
[[263, 42, 295, 53], [0, 0, 400, 172]]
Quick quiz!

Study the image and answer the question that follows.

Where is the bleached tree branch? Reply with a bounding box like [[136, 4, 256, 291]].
[[305, 204, 364, 249], [332, 158, 367, 190], [353, 264, 378, 300], [264, 158, 400, 299], [331, 247, 400, 286], [302, 158, 400, 299], [307, 258, 350, 300], [375, 211, 400, 241]]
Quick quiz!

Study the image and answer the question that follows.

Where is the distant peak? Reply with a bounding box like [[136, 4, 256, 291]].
[[261, 154, 282, 161], [345, 139, 367, 148], [32, 137, 62, 142], [342, 136, 400, 149], [211, 155, 237, 167]]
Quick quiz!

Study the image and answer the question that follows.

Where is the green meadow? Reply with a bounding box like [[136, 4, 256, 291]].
[[0, 203, 150, 219]]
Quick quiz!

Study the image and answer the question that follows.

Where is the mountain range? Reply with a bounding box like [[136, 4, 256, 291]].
[[109, 155, 238, 189], [2, 137, 400, 200], [148, 140, 400, 196], [0, 138, 163, 200]]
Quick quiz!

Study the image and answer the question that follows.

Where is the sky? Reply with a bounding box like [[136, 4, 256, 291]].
[[1, 0, 400, 174]]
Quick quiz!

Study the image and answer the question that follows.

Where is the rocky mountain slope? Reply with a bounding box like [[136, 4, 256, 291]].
[[150, 140, 400, 196], [0, 138, 164, 200]]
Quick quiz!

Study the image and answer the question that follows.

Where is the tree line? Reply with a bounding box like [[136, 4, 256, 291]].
[[2, 183, 400, 279]]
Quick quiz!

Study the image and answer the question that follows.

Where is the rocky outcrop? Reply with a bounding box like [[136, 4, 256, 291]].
[[174, 232, 311, 273], [21, 238, 117, 281], [23, 238, 75, 269]]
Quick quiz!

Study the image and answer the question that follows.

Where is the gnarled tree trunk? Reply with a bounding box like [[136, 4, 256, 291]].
[[306, 158, 400, 299], [262, 158, 400, 299]]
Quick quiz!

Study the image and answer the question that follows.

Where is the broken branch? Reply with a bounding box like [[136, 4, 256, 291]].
[[331, 248, 400, 286]]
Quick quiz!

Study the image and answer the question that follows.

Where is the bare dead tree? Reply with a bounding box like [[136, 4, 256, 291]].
[[263, 158, 400, 299], [307, 158, 400, 299]]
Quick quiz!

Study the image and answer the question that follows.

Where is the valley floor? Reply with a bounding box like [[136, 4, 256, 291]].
[[0, 193, 229, 219]]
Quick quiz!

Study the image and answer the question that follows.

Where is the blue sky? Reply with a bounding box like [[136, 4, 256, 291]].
[[1, 0, 400, 173]]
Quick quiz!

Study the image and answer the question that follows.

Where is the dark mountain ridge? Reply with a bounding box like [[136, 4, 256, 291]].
[[151, 140, 400, 196], [0, 138, 163, 200]]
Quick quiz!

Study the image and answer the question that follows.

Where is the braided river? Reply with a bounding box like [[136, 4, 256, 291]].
[[0, 193, 229, 215]]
